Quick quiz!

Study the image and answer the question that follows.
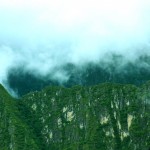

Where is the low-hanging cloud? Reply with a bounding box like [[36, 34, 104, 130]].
[[1, 0, 150, 85]]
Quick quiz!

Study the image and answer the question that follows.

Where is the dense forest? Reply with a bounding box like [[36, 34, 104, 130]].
[[7, 55, 150, 96], [0, 81, 150, 150]]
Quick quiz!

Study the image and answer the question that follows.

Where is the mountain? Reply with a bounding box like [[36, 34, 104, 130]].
[[0, 82, 149, 150], [0, 84, 40, 149], [7, 55, 150, 96]]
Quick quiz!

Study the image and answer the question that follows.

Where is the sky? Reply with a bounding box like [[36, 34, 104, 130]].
[[0, 0, 150, 85]]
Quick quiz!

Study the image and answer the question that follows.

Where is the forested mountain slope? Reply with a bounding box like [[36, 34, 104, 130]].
[[17, 82, 150, 150], [7, 55, 150, 96], [0, 84, 40, 150], [0, 82, 150, 149]]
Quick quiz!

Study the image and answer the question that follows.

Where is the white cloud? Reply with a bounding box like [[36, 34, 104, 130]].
[[0, 0, 150, 82]]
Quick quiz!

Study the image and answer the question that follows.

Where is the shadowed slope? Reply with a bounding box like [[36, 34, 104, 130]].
[[0, 84, 40, 149]]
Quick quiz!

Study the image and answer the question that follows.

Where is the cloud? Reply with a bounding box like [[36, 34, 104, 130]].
[[0, 0, 150, 85]]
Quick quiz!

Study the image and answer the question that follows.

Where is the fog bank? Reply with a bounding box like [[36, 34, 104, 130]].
[[1, 0, 150, 89]]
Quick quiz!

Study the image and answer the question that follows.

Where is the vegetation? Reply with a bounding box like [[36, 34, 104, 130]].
[[0, 84, 40, 149], [0, 82, 150, 149], [7, 55, 150, 96]]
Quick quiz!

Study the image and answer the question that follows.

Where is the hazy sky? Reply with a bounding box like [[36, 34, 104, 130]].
[[0, 0, 150, 83]]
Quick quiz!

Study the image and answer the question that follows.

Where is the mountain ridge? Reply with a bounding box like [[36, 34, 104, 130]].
[[0, 82, 150, 150]]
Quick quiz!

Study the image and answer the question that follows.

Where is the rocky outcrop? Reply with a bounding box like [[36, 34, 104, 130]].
[[19, 83, 150, 150]]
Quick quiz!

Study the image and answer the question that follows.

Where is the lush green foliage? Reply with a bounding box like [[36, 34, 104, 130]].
[[0, 82, 150, 150], [0, 84, 40, 150]]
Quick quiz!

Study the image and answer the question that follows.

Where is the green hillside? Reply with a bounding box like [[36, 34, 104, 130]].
[[0, 82, 150, 149], [0, 84, 40, 150]]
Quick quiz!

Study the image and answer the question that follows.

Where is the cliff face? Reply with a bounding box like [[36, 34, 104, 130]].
[[0, 83, 150, 150], [19, 83, 150, 150]]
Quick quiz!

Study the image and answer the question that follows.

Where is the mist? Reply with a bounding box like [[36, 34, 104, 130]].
[[1, 0, 150, 94]]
